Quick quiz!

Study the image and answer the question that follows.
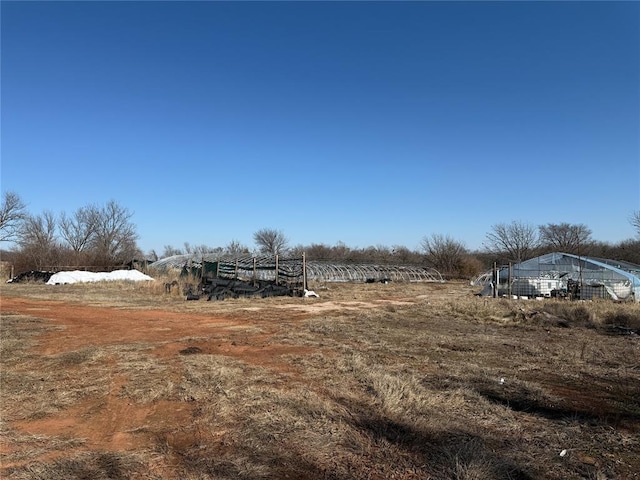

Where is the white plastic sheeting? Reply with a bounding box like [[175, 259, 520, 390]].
[[47, 269, 154, 285]]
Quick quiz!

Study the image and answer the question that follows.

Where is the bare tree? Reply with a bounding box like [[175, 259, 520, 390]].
[[484, 221, 539, 263], [225, 240, 249, 257], [304, 243, 333, 261], [391, 245, 420, 265], [631, 210, 640, 238], [59, 205, 99, 260], [162, 245, 183, 258], [421, 234, 468, 276], [253, 228, 288, 255], [0, 191, 27, 243], [17, 211, 59, 269], [91, 200, 139, 265], [539, 223, 592, 254], [19, 211, 57, 248], [193, 244, 223, 256]]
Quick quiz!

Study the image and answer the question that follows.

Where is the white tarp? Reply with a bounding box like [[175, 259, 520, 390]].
[[46, 269, 154, 285]]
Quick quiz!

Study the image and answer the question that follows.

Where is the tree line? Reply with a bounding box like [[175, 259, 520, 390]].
[[1, 191, 639, 278], [0, 193, 140, 273]]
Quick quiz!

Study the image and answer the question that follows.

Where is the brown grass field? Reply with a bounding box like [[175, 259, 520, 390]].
[[1, 278, 639, 479]]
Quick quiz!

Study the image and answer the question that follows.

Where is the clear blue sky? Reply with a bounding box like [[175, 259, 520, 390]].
[[2, 1, 639, 255]]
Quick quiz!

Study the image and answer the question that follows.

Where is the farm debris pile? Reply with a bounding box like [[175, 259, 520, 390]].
[[6, 270, 54, 283], [185, 277, 300, 301]]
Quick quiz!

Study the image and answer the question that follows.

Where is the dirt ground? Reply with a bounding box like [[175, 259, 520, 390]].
[[1, 281, 638, 479], [0, 297, 302, 465], [0, 283, 446, 473]]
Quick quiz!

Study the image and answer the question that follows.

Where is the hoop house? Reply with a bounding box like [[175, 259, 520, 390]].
[[472, 252, 640, 301], [305, 263, 444, 283], [149, 254, 444, 284]]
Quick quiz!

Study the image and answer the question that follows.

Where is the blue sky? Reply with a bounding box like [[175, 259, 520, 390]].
[[2, 1, 639, 255]]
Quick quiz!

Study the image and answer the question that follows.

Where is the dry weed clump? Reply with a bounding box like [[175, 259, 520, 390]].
[[540, 299, 640, 331], [4, 451, 147, 480]]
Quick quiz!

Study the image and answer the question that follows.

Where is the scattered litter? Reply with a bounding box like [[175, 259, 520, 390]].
[[499, 377, 505, 385], [201, 277, 298, 301], [606, 325, 637, 336], [560, 449, 568, 457], [304, 289, 320, 298]]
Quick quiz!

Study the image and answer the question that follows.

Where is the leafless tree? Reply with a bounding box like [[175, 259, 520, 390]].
[[17, 211, 59, 269], [421, 234, 468, 276], [538, 223, 592, 255], [631, 210, 640, 238], [302, 243, 332, 261], [19, 211, 57, 248], [193, 244, 223, 256], [484, 221, 539, 263], [331, 241, 350, 262], [0, 191, 27, 243], [91, 200, 139, 265], [59, 205, 99, 259], [589, 238, 640, 266], [357, 245, 393, 264], [253, 228, 288, 255], [225, 240, 249, 257], [162, 245, 183, 258], [391, 245, 417, 264]]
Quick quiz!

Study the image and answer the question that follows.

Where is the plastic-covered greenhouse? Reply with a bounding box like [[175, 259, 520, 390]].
[[472, 252, 640, 302]]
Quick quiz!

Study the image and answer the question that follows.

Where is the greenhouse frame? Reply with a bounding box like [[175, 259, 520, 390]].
[[149, 254, 444, 285], [472, 252, 640, 302]]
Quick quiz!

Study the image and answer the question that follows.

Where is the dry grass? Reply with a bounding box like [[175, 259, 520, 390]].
[[1, 280, 639, 479]]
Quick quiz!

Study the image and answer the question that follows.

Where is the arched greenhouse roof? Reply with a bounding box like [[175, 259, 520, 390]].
[[305, 262, 443, 283], [148, 254, 444, 283]]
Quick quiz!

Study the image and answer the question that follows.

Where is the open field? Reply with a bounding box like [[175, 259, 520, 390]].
[[1, 279, 639, 479]]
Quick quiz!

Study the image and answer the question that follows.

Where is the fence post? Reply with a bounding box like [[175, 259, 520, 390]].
[[303, 252, 307, 291], [275, 254, 279, 284], [492, 262, 498, 298]]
